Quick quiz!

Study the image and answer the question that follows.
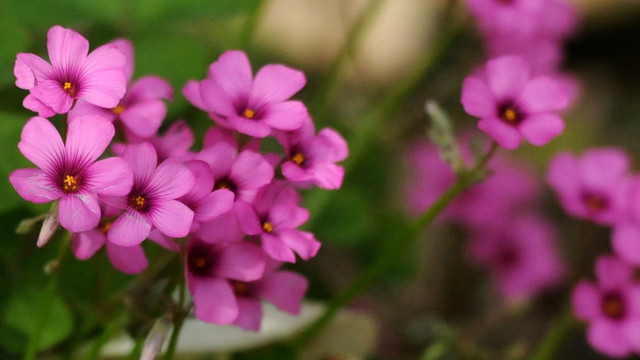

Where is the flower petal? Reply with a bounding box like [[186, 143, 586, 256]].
[[485, 55, 530, 99], [15, 53, 52, 89], [571, 281, 601, 321], [216, 242, 265, 281], [208, 50, 253, 101], [612, 224, 640, 265], [199, 79, 236, 116], [230, 150, 274, 191], [251, 64, 306, 103], [229, 114, 272, 138], [312, 163, 344, 190], [189, 277, 238, 325], [182, 80, 207, 110], [31, 79, 74, 114], [108, 210, 152, 246], [80, 44, 127, 108], [259, 271, 308, 314], [23, 95, 56, 118], [149, 200, 194, 238], [148, 160, 195, 200], [106, 242, 148, 274], [72, 230, 106, 260], [234, 298, 263, 331], [477, 117, 522, 150], [121, 142, 157, 186], [262, 100, 307, 131], [9, 168, 61, 203], [519, 113, 564, 146], [120, 100, 166, 138], [86, 157, 133, 196], [66, 115, 115, 164], [279, 229, 320, 261], [47, 26, 88, 71], [195, 189, 234, 222], [129, 75, 173, 101], [596, 255, 632, 290], [518, 76, 569, 113], [587, 321, 631, 358], [262, 233, 296, 263], [234, 201, 262, 235], [461, 76, 496, 118], [58, 192, 101, 232]]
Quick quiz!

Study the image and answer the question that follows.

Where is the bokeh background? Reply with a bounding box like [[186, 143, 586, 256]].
[[2, 0, 640, 358]]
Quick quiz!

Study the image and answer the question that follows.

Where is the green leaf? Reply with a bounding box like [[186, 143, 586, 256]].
[[1, 287, 73, 353]]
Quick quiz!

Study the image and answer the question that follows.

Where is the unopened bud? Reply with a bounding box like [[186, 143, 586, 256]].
[[38, 203, 59, 248]]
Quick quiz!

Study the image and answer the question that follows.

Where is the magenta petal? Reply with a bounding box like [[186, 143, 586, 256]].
[[312, 163, 344, 190], [15, 53, 52, 89], [148, 229, 180, 252], [196, 142, 237, 180], [80, 44, 127, 108], [183, 80, 207, 110], [9, 169, 61, 203], [120, 100, 166, 138], [121, 143, 157, 185], [571, 281, 600, 321], [58, 193, 101, 232], [129, 76, 173, 101], [547, 152, 579, 194], [110, 39, 134, 81], [477, 117, 522, 150], [518, 77, 569, 113], [149, 160, 195, 200], [149, 200, 194, 238], [316, 128, 349, 162], [234, 298, 263, 331], [262, 100, 307, 131], [230, 150, 274, 190], [208, 50, 253, 100], [596, 256, 632, 290], [259, 271, 307, 314], [184, 160, 214, 201], [587, 321, 631, 358], [190, 277, 238, 324], [72, 231, 106, 260], [581, 149, 630, 188], [47, 26, 89, 70], [86, 157, 133, 196], [108, 210, 152, 246], [31, 79, 74, 114], [106, 242, 148, 274], [234, 201, 262, 235], [612, 224, 640, 265], [216, 242, 265, 281], [461, 76, 495, 118], [68, 99, 113, 122], [251, 64, 306, 103], [485, 55, 529, 99], [23, 95, 56, 118], [199, 79, 236, 116], [519, 113, 564, 146], [279, 229, 320, 260], [229, 115, 272, 138], [282, 162, 314, 183], [66, 116, 115, 163], [262, 233, 296, 263], [195, 189, 234, 222]]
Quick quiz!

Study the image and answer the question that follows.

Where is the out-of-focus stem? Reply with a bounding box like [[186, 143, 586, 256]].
[[163, 246, 188, 360], [237, 0, 270, 50], [23, 232, 71, 360], [294, 142, 498, 347], [529, 307, 578, 360]]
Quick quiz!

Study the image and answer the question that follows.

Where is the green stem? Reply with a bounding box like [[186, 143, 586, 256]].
[[528, 307, 578, 360], [82, 313, 128, 360], [309, 0, 387, 118], [23, 232, 71, 360], [163, 246, 189, 360], [294, 142, 498, 347]]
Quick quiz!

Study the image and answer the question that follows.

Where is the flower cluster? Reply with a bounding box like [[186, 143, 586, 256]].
[[9, 25, 348, 331], [461, 0, 579, 150], [403, 138, 564, 299]]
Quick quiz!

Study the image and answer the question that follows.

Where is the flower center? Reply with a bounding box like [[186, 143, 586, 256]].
[[187, 246, 214, 277], [262, 221, 274, 233], [112, 104, 125, 115], [244, 108, 255, 119], [214, 178, 237, 194], [99, 221, 113, 234], [230, 280, 250, 297], [63, 81, 76, 97], [582, 192, 608, 213], [291, 153, 305, 166], [62, 174, 79, 193], [129, 195, 147, 211], [602, 292, 625, 320], [498, 103, 522, 126]]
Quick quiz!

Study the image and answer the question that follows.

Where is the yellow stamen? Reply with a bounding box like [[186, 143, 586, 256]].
[[99, 221, 113, 234], [604, 297, 623, 319], [262, 221, 274, 233], [132, 195, 145, 210], [503, 108, 517, 124], [63, 82, 72, 90], [63, 81, 76, 96], [63, 175, 78, 192], [112, 104, 125, 115], [244, 108, 255, 119], [291, 153, 305, 166]]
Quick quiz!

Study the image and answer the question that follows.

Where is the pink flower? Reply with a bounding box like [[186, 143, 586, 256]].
[[231, 259, 308, 331], [276, 117, 348, 190], [236, 182, 320, 263], [611, 179, 640, 265], [547, 148, 631, 225], [103, 143, 195, 246], [461, 55, 570, 149], [9, 116, 132, 233], [15, 25, 127, 115], [185, 238, 265, 325], [114, 120, 195, 162], [572, 256, 640, 357], [72, 206, 148, 274], [467, 215, 564, 299], [69, 39, 173, 138], [185, 50, 308, 137]]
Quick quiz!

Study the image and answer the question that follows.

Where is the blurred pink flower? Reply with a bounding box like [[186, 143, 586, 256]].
[[15, 25, 127, 115], [467, 215, 565, 299], [548, 148, 631, 225], [572, 255, 640, 357], [461, 55, 570, 149]]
